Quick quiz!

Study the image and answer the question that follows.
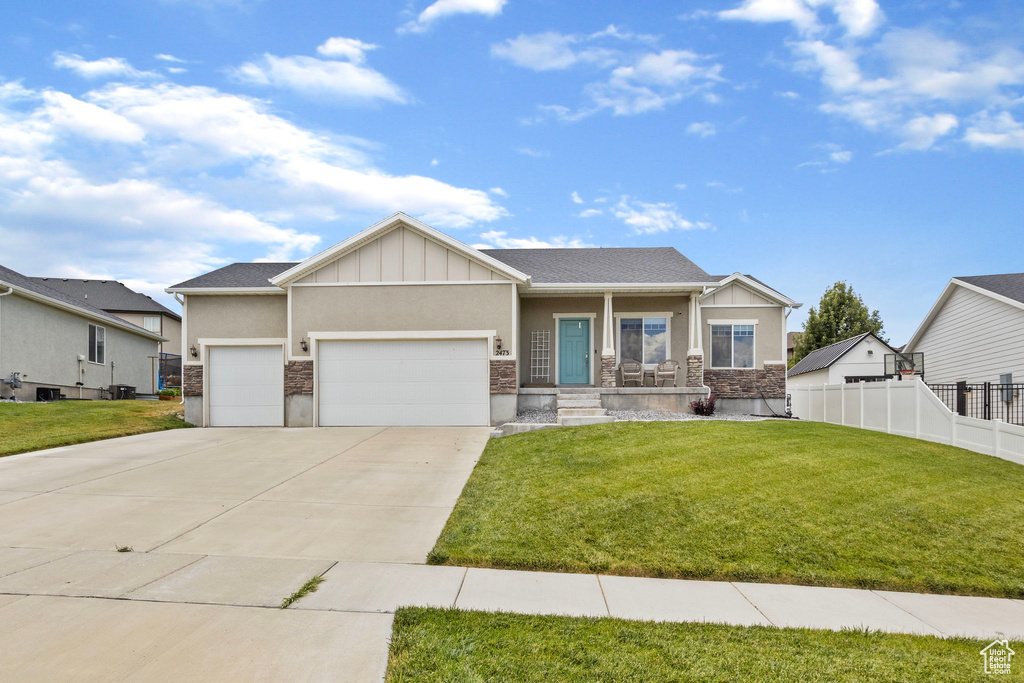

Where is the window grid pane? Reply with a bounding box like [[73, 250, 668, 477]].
[[643, 318, 667, 364], [711, 325, 732, 368], [733, 325, 754, 368], [619, 319, 643, 364]]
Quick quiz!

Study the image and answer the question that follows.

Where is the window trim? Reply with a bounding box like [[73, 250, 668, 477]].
[[613, 312, 672, 367], [707, 320, 757, 370], [88, 324, 106, 365], [143, 316, 161, 333]]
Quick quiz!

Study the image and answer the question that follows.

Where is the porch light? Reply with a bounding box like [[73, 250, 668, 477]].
[[494, 335, 502, 351], [300, 338, 309, 352], [189, 345, 198, 358]]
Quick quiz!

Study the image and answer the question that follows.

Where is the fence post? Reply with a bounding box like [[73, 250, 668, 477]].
[[841, 381, 847, 426], [859, 381, 865, 429], [994, 419, 1002, 458], [983, 382, 991, 421], [956, 381, 967, 416], [914, 378, 921, 439], [885, 379, 892, 434]]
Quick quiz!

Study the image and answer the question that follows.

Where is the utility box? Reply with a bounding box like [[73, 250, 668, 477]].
[[109, 385, 136, 400]]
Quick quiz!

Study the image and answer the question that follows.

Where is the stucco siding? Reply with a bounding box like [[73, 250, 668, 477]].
[[701, 305, 784, 368], [114, 312, 182, 356], [295, 226, 512, 284], [290, 283, 518, 359], [185, 295, 287, 353], [911, 285, 1024, 384], [518, 295, 690, 385], [702, 283, 773, 307], [0, 293, 158, 396]]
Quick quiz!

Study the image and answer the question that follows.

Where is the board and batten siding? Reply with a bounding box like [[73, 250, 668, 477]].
[[912, 284, 1024, 384]]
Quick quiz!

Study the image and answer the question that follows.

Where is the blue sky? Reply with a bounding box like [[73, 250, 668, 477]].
[[2, 0, 1022, 343]]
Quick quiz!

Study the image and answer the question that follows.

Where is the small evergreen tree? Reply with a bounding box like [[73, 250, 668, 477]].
[[793, 282, 886, 363]]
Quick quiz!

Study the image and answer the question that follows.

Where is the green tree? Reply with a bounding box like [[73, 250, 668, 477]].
[[793, 282, 886, 364]]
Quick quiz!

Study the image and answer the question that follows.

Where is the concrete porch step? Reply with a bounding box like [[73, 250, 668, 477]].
[[557, 392, 600, 401], [557, 408, 608, 418], [556, 399, 602, 409], [558, 415, 616, 427], [557, 388, 600, 394]]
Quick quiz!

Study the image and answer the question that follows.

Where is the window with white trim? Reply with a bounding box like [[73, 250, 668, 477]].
[[619, 317, 668, 365], [143, 316, 161, 333], [711, 324, 754, 369], [88, 324, 105, 364]]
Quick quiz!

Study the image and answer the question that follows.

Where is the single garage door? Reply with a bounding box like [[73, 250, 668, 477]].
[[208, 345, 284, 427], [318, 339, 489, 426]]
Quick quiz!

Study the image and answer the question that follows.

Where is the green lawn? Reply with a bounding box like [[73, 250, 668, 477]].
[[428, 421, 1024, 598], [0, 400, 191, 456], [387, 608, 1000, 682]]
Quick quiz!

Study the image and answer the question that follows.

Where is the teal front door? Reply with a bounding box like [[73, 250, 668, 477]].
[[558, 318, 590, 384]]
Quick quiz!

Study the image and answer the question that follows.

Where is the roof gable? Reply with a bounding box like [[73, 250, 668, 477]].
[[905, 275, 1024, 351], [788, 332, 894, 377], [705, 273, 799, 307], [271, 213, 528, 287]]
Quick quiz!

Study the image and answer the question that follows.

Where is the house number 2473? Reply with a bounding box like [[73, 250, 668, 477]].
[[495, 349, 510, 356]]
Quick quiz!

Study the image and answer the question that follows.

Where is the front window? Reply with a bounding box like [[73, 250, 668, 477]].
[[619, 317, 668, 365], [711, 324, 754, 369], [88, 324, 105, 364], [143, 316, 161, 333]]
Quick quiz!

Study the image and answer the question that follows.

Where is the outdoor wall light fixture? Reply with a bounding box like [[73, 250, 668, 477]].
[[189, 345, 198, 358], [300, 338, 309, 352], [495, 335, 503, 351]]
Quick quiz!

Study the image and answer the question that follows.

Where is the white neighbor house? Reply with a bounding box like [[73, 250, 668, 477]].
[[787, 332, 896, 387], [904, 273, 1024, 385]]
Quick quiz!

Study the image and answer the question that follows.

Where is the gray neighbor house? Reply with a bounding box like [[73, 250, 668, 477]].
[[0, 264, 167, 400]]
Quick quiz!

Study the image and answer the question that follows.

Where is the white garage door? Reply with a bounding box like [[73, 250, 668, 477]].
[[208, 346, 284, 427], [318, 339, 489, 426]]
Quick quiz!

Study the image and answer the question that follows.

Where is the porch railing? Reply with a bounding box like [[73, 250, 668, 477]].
[[927, 382, 1024, 426]]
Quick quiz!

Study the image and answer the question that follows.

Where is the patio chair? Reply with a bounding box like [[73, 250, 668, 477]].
[[655, 360, 681, 387], [620, 359, 644, 387]]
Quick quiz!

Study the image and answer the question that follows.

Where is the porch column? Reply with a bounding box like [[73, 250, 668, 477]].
[[600, 291, 616, 387], [686, 292, 704, 388]]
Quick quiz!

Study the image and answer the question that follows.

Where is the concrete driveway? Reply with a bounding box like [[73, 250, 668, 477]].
[[0, 426, 490, 681]]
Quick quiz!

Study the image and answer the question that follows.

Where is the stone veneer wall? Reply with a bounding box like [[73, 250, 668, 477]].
[[685, 354, 703, 387], [183, 365, 203, 397], [285, 360, 314, 395], [600, 355, 616, 387], [704, 362, 786, 399], [490, 359, 517, 394]]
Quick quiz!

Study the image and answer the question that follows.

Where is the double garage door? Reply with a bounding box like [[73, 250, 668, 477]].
[[207, 340, 489, 427]]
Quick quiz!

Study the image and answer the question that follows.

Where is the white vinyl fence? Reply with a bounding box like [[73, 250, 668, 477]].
[[791, 377, 1024, 466]]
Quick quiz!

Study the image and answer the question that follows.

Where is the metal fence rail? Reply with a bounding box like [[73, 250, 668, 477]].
[[928, 382, 1024, 426]]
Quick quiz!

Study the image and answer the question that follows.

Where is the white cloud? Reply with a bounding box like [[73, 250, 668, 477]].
[[38, 91, 146, 143], [578, 208, 603, 218], [489, 186, 508, 197], [155, 53, 186, 63], [400, 0, 507, 35], [612, 196, 707, 234], [687, 121, 717, 137], [963, 111, 1024, 151], [706, 181, 743, 193], [583, 50, 723, 117], [829, 148, 853, 162], [51, 53, 159, 80], [719, 0, 883, 37], [571, 190, 583, 204], [513, 146, 549, 158], [674, 183, 687, 190], [166, 67, 187, 74], [491, 33, 580, 71], [231, 53, 408, 104], [897, 113, 958, 150], [316, 36, 379, 63], [476, 230, 593, 249]]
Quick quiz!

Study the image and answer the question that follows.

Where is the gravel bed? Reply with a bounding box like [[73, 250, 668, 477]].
[[510, 409, 557, 424], [608, 410, 777, 422]]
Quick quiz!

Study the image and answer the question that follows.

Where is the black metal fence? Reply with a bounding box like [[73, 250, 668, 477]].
[[928, 382, 1024, 425], [159, 353, 182, 389]]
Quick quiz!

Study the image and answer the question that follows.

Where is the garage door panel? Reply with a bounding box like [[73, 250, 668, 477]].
[[209, 346, 284, 427], [318, 340, 489, 426]]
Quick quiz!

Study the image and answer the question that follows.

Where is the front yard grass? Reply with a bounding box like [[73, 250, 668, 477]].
[[428, 421, 1024, 598], [386, 607, 995, 682], [0, 400, 190, 457]]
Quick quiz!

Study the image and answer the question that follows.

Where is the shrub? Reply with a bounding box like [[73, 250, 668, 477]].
[[157, 388, 182, 397], [690, 394, 717, 416]]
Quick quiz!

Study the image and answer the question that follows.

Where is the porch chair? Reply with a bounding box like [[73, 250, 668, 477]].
[[620, 359, 644, 387], [655, 359, 681, 387]]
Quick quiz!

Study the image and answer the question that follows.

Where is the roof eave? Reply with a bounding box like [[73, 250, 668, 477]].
[[702, 273, 800, 307], [524, 282, 716, 294], [164, 286, 285, 295]]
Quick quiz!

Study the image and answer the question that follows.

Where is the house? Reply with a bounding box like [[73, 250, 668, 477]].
[[787, 332, 896, 387], [904, 273, 1024, 384], [0, 264, 167, 400], [30, 277, 182, 356], [166, 213, 800, 427]]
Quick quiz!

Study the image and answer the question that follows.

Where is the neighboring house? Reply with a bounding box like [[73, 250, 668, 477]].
[[167, 213, 800, 428], [31, 277, 182, 356], [0, 264, 166, 400], [787, 331, 801, 361], [905, 273, 1024, 384], [787, 332, 896, 387]]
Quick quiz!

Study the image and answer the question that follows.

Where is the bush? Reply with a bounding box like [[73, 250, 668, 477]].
[[157, 388, 182, 397], [690, 394, 717, 416]]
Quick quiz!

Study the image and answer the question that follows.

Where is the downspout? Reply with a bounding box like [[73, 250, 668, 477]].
[[173, 293, 185, 406]]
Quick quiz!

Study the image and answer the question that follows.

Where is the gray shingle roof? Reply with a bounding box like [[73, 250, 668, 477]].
[[32, 278, 179, 319], [169, 263, 297, 289], [0, 264, 159, 337], [788, 332, 891, 378], [480, 247, 715, 284], [956, 273, 1024, 305]]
